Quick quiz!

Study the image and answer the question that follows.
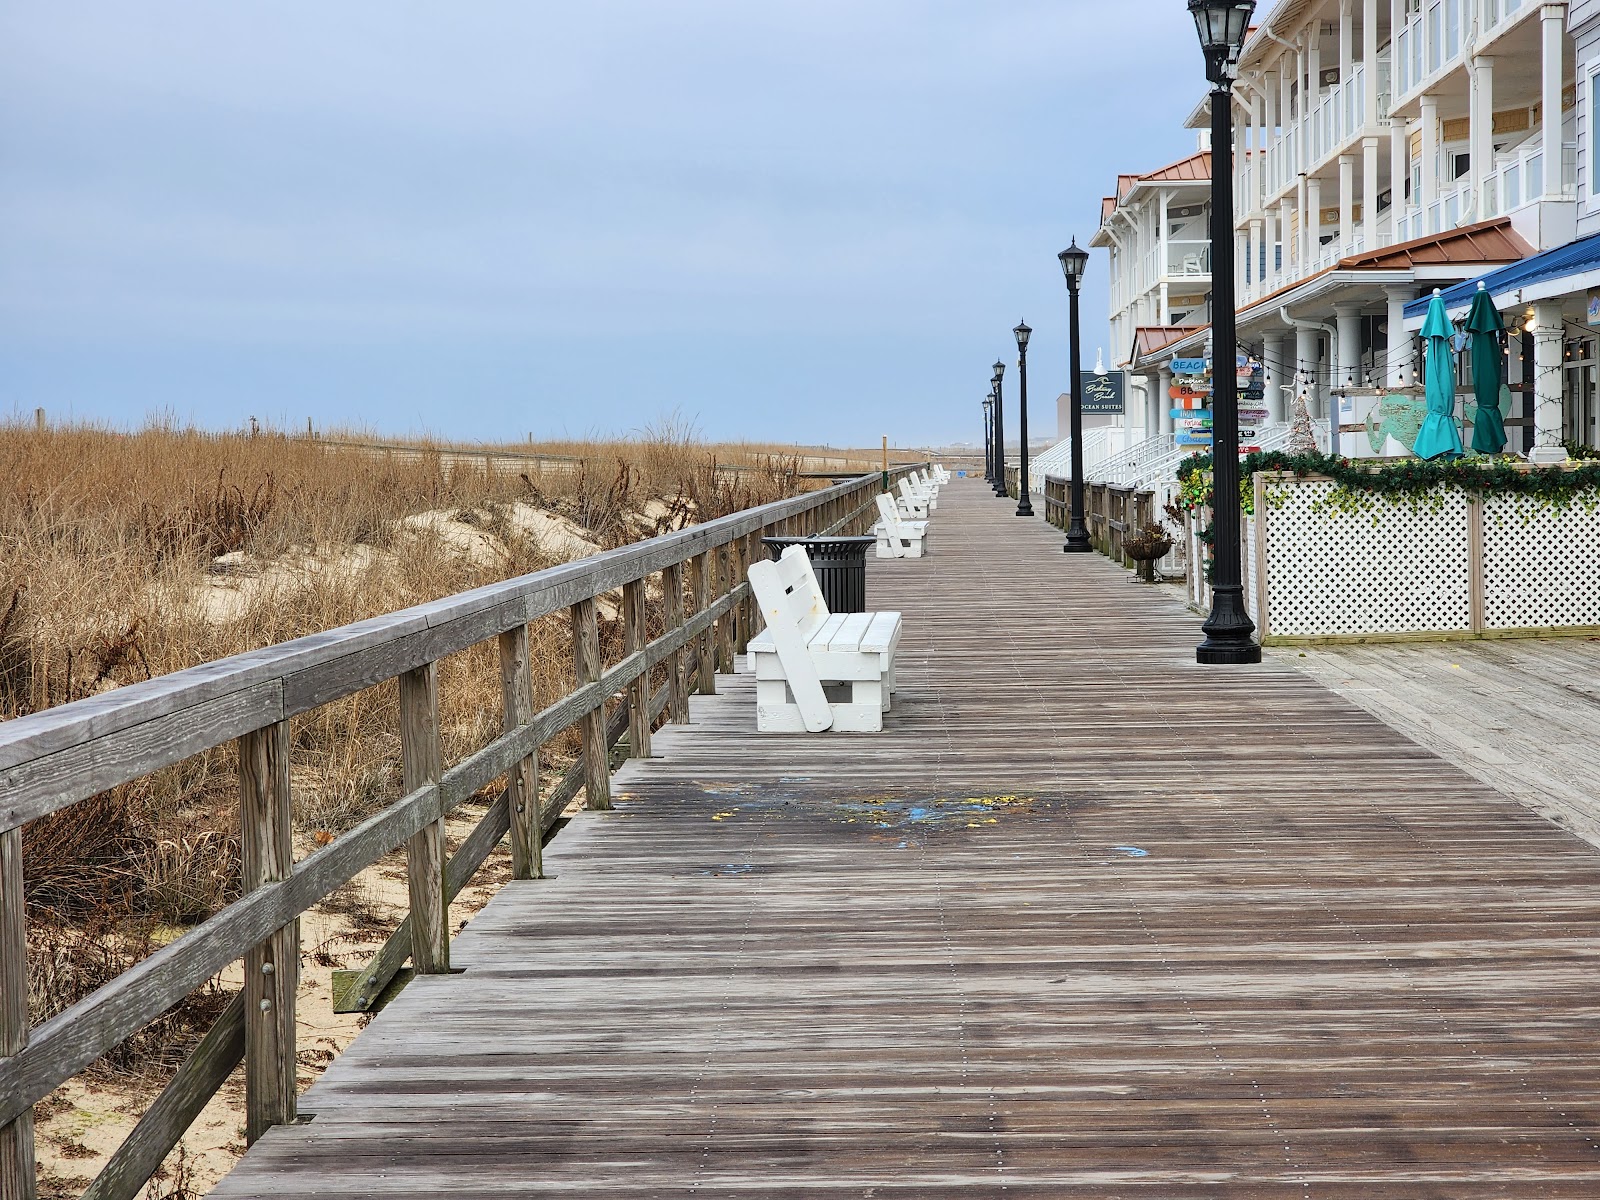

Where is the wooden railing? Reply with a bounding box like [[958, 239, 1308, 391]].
[[1040, 476, 1155, 569], [0, 467, 914, 1200]]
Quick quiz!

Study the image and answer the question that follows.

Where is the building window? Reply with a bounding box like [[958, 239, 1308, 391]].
[[1445, 0, 1460, 62], [1428, 2, 1441, 74]]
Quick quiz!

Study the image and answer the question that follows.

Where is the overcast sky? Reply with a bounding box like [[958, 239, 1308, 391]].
[[0, 2, 1204, 446]]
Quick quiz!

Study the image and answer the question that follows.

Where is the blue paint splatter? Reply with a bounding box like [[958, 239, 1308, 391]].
[[1111, 846, 1149, 858]]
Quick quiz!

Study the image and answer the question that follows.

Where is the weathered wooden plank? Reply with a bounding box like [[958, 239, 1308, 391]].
[[572, 598, 610, 811], [0, 680, 283, 833], [0, 826, 34, 1200], [81, 993, 244, 1200], [239, 721, 297, 1144], [663, 560, 689, 724], [400, 664, 449, 975], [497, 626, 541, 880], [280, 598, 526, 717], [688, 552, 715, 697], [714, 544, 734, 674], [622, 579, 651, 761]]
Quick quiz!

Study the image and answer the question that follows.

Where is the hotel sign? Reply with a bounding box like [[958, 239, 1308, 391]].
[[1076, 371, 1125, 414]]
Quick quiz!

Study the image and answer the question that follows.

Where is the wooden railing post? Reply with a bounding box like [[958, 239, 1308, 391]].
[[715, 545, 734, 673], [1, 826, 35, 1200], [663, 561, 689, 723], [622, 578, 652, 759], [240, 721, 297, 1144], [734, 535, 753, 654], [497, 626, 543, 879], [688, 552, 716, 696], [400, 664, 449, 973], [572, 598, 611, 809]]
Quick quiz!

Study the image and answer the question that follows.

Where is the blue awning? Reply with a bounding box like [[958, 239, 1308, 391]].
[[1403, 229, 1600, 322]]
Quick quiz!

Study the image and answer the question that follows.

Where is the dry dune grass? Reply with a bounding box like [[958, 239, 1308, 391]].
[[1, 415, 845, 1197]]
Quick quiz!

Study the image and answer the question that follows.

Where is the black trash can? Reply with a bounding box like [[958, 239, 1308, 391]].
[[761, 536, 875, 614]]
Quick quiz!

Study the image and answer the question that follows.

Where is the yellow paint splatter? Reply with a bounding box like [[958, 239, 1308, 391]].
[[711, 811, 737, 821]]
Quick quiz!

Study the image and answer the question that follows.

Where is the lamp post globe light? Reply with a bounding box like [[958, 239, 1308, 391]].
[[1013, 321, 1034, 517], [991, 360, 1007, 497], [1189, 0, 1261, 665], [1057, 239, 1092, 552]]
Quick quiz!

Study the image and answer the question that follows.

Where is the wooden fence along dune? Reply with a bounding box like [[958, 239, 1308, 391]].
[[0, 467, 914, 1200]]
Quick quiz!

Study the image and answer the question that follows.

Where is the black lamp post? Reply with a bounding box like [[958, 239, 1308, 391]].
[[1013, 321, 1034, 517], [1057, 240, 1092, 552], [983, 394, 995, 483], [1189, 0, 1261, 665], [991, 361, 1007, 497]]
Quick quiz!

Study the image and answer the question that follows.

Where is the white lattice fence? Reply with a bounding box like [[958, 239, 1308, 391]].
[[1186, 473, 1600, 641], [1258, 478, 1471, 638], [1482, 494, 1600, 630]]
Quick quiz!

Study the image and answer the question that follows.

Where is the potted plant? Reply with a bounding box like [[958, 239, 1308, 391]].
[[1123, 523, 1174, 583]]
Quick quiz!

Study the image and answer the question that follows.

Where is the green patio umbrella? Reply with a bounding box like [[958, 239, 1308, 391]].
[[1412, 288, 1465, 460], [1465, 281, 1507, 454]]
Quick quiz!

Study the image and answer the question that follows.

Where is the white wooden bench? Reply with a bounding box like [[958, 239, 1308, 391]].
[[747, 545, 901, 732], [910, 470, 939, 504], [931, 465, 951, 484], [897, 478, 932, 519], [873, 493, 928, 559]]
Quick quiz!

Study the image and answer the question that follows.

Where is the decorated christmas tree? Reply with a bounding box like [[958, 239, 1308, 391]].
[[1287, 386, 1317, 454]]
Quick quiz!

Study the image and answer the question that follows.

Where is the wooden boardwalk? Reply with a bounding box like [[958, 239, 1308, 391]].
[[214, 478, 1600, 1198]]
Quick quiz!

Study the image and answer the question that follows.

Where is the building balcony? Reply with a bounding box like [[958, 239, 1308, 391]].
[[1393, 140, 1576, 243]]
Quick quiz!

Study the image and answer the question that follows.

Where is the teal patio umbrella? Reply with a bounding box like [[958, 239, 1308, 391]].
[[1412, 288, 1465, 460], [1465, 281, 1507, 454]]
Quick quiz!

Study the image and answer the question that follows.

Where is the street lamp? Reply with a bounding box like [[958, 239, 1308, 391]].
[[1189, 0, 1261, 664], [1013, 321, 1034, 517], [1057, 239, 1092, 552], [991, 361, 1007, 497], [983, 394, 995, 483]]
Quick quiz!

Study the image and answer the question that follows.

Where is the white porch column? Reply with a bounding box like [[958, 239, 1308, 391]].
[[1385, 286, 1416, 388], [1248, 220, 1263, 297], [1282, 197, 1297, 272], [1530, 301, 1569, 463], [1339, 154, 1355, 253], [1158, 366, 1176, 439], [1264, 207, 1279, 285], [1335, 303, 1362, 383], [1339, 0, 1355, 86], [1250, 89, 1264, 216], [1390, 115, 1409, 240], [1264, 332, 1290, 425], [1362, 137, 1380, 250], [1307, 177, 1323, 261], [1472, 55, 1495, 220], [1296, 325, 1323, 418], [1363, 0, 1379, 127], [1541, 4, 1564, 200], [1420, 94, 1439, 226]]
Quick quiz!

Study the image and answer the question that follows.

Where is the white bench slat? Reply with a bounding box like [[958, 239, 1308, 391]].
[[821, 612, 873, 654], [860, 611, 901, 654]]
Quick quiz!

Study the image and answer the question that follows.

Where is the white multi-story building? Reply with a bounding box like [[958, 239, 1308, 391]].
[[1097, 0, 1583, 463]]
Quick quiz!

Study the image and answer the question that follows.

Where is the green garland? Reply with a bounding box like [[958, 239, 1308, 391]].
[[1172, 448, 1600, 519]]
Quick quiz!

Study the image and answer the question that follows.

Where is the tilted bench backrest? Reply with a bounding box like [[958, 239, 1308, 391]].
[[875, 492, 904, 531], [898, 478, 925, 505], [749, 545, 830, 642]]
